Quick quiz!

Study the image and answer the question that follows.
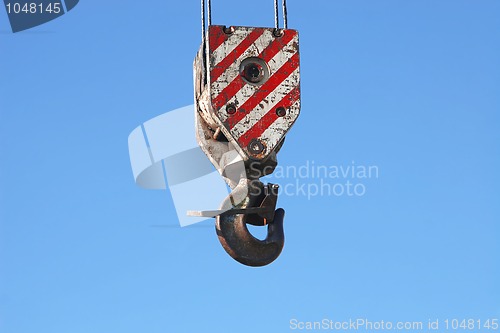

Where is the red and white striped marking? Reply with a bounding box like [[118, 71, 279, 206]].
[[207, 25, 300, 159]]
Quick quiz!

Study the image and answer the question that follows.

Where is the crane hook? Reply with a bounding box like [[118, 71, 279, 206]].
[[193, 0, 300, 266], [216, 209, 285, 267], [215, 182, 285, 267]]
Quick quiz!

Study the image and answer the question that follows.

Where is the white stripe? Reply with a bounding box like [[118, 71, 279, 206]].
[[259, 99, 301, 150], [230, 67, 300, 138], [211, 28, 252, 62]]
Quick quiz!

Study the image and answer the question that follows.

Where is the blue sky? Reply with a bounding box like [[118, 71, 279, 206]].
[[1, 1, 499, 332]]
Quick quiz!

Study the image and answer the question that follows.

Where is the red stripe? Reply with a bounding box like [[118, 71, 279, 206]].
[[238, 86, 300, 147], [260, 30, 297, 62], [209, 26, 227, 52], [227, 52, 300, 128], [210, 28, 265, 84], [212, 79, 246, 111]]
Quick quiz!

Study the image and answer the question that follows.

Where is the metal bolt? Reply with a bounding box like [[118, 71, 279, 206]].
[[273, 28, 284, 37], [276, 107, 286, 117], [248, 139, 264, 155], [226, 104, 236, 115], [270, 184, 280, 194], [239, 57, 269, 86], [242, 62, 264, 83], [223, 26, 235, 34]]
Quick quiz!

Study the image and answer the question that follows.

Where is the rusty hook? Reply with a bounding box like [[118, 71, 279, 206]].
[[215, 182, 285, 267], [216, 208, 285, 267]]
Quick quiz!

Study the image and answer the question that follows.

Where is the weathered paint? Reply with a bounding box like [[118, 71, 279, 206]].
[[207, 25, 301, 160]]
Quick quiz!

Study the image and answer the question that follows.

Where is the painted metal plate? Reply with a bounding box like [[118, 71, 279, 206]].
[[207, 25, 300, 160]]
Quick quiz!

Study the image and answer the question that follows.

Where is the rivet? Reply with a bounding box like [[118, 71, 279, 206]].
[[276, 107, 286, 117], [248, 139, 264, 155], [226, 104, 236, 115]]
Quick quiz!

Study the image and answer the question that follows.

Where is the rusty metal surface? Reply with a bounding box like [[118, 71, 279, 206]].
[[215, 181, 284, 267], [216, 208, 285, 267]]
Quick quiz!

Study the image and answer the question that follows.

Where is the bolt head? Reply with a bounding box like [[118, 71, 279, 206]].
[[276, 107, 286, 117], [248, 139, 264, 155], [242, 62, 264, 83], [223, 26, 235, 34], [226, 104, 236, 115]]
